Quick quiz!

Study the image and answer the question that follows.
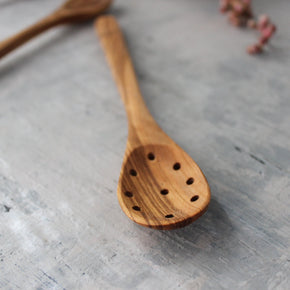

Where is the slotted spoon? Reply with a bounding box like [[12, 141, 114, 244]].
[[96, 15, 210, 230]]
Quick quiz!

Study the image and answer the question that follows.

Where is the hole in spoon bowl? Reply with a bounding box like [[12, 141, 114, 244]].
[[165, 214, 174, 218], [125, 191, 133, 197], [173, 163, 181, 170], [132, 206, 141, 211], [147, 153, 155, 160], [130, 169, 137, 176], [186, 177, 194, 185], [160, 189, 169, 195], [190, 195, 199, 202]]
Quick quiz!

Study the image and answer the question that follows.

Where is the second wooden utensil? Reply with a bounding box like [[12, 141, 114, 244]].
[[95, 15, 211, 230], [0, 0, 112, 59]]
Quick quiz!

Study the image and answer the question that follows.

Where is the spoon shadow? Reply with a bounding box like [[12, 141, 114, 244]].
[[134, 197, 237, 270]]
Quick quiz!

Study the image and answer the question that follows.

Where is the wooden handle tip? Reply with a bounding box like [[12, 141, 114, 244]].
[[95, 14, 119, 37]]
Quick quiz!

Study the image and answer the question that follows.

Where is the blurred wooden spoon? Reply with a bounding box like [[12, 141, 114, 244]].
[[0, 0, 112, 59]]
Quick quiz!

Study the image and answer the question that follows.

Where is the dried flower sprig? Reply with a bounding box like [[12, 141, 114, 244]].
[[220, 0, 276, 54]]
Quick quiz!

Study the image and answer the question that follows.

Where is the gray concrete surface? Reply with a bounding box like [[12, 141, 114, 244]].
[[0, 0, 289, 289]]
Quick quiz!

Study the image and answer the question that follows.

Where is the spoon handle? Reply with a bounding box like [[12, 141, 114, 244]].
[[95, 15, 154, 126], [0, 13, 62, 59]]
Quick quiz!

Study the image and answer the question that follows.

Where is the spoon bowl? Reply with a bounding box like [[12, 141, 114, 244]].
[[118, 144, 210, 229]]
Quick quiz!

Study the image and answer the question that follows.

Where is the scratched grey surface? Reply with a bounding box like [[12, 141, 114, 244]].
[[0, 0, 289, 289]]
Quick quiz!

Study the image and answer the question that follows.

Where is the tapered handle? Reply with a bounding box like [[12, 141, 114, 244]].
[[95, 15, 151, 122], [0, 13, 62, 59]]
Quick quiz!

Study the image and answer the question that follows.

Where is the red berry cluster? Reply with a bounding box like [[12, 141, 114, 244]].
[[219, 0, 276, 54]]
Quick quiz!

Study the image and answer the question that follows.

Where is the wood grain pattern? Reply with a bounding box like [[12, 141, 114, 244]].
[[0, 0, 112, 59], [95, 15, 211, 230]]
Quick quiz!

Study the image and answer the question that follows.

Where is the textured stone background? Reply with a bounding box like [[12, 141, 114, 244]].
[[0, 0, 289, 289]]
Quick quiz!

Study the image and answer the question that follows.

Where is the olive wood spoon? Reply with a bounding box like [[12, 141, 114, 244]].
[[95, 15, 210, 230], [0, 0, 112, 59]]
